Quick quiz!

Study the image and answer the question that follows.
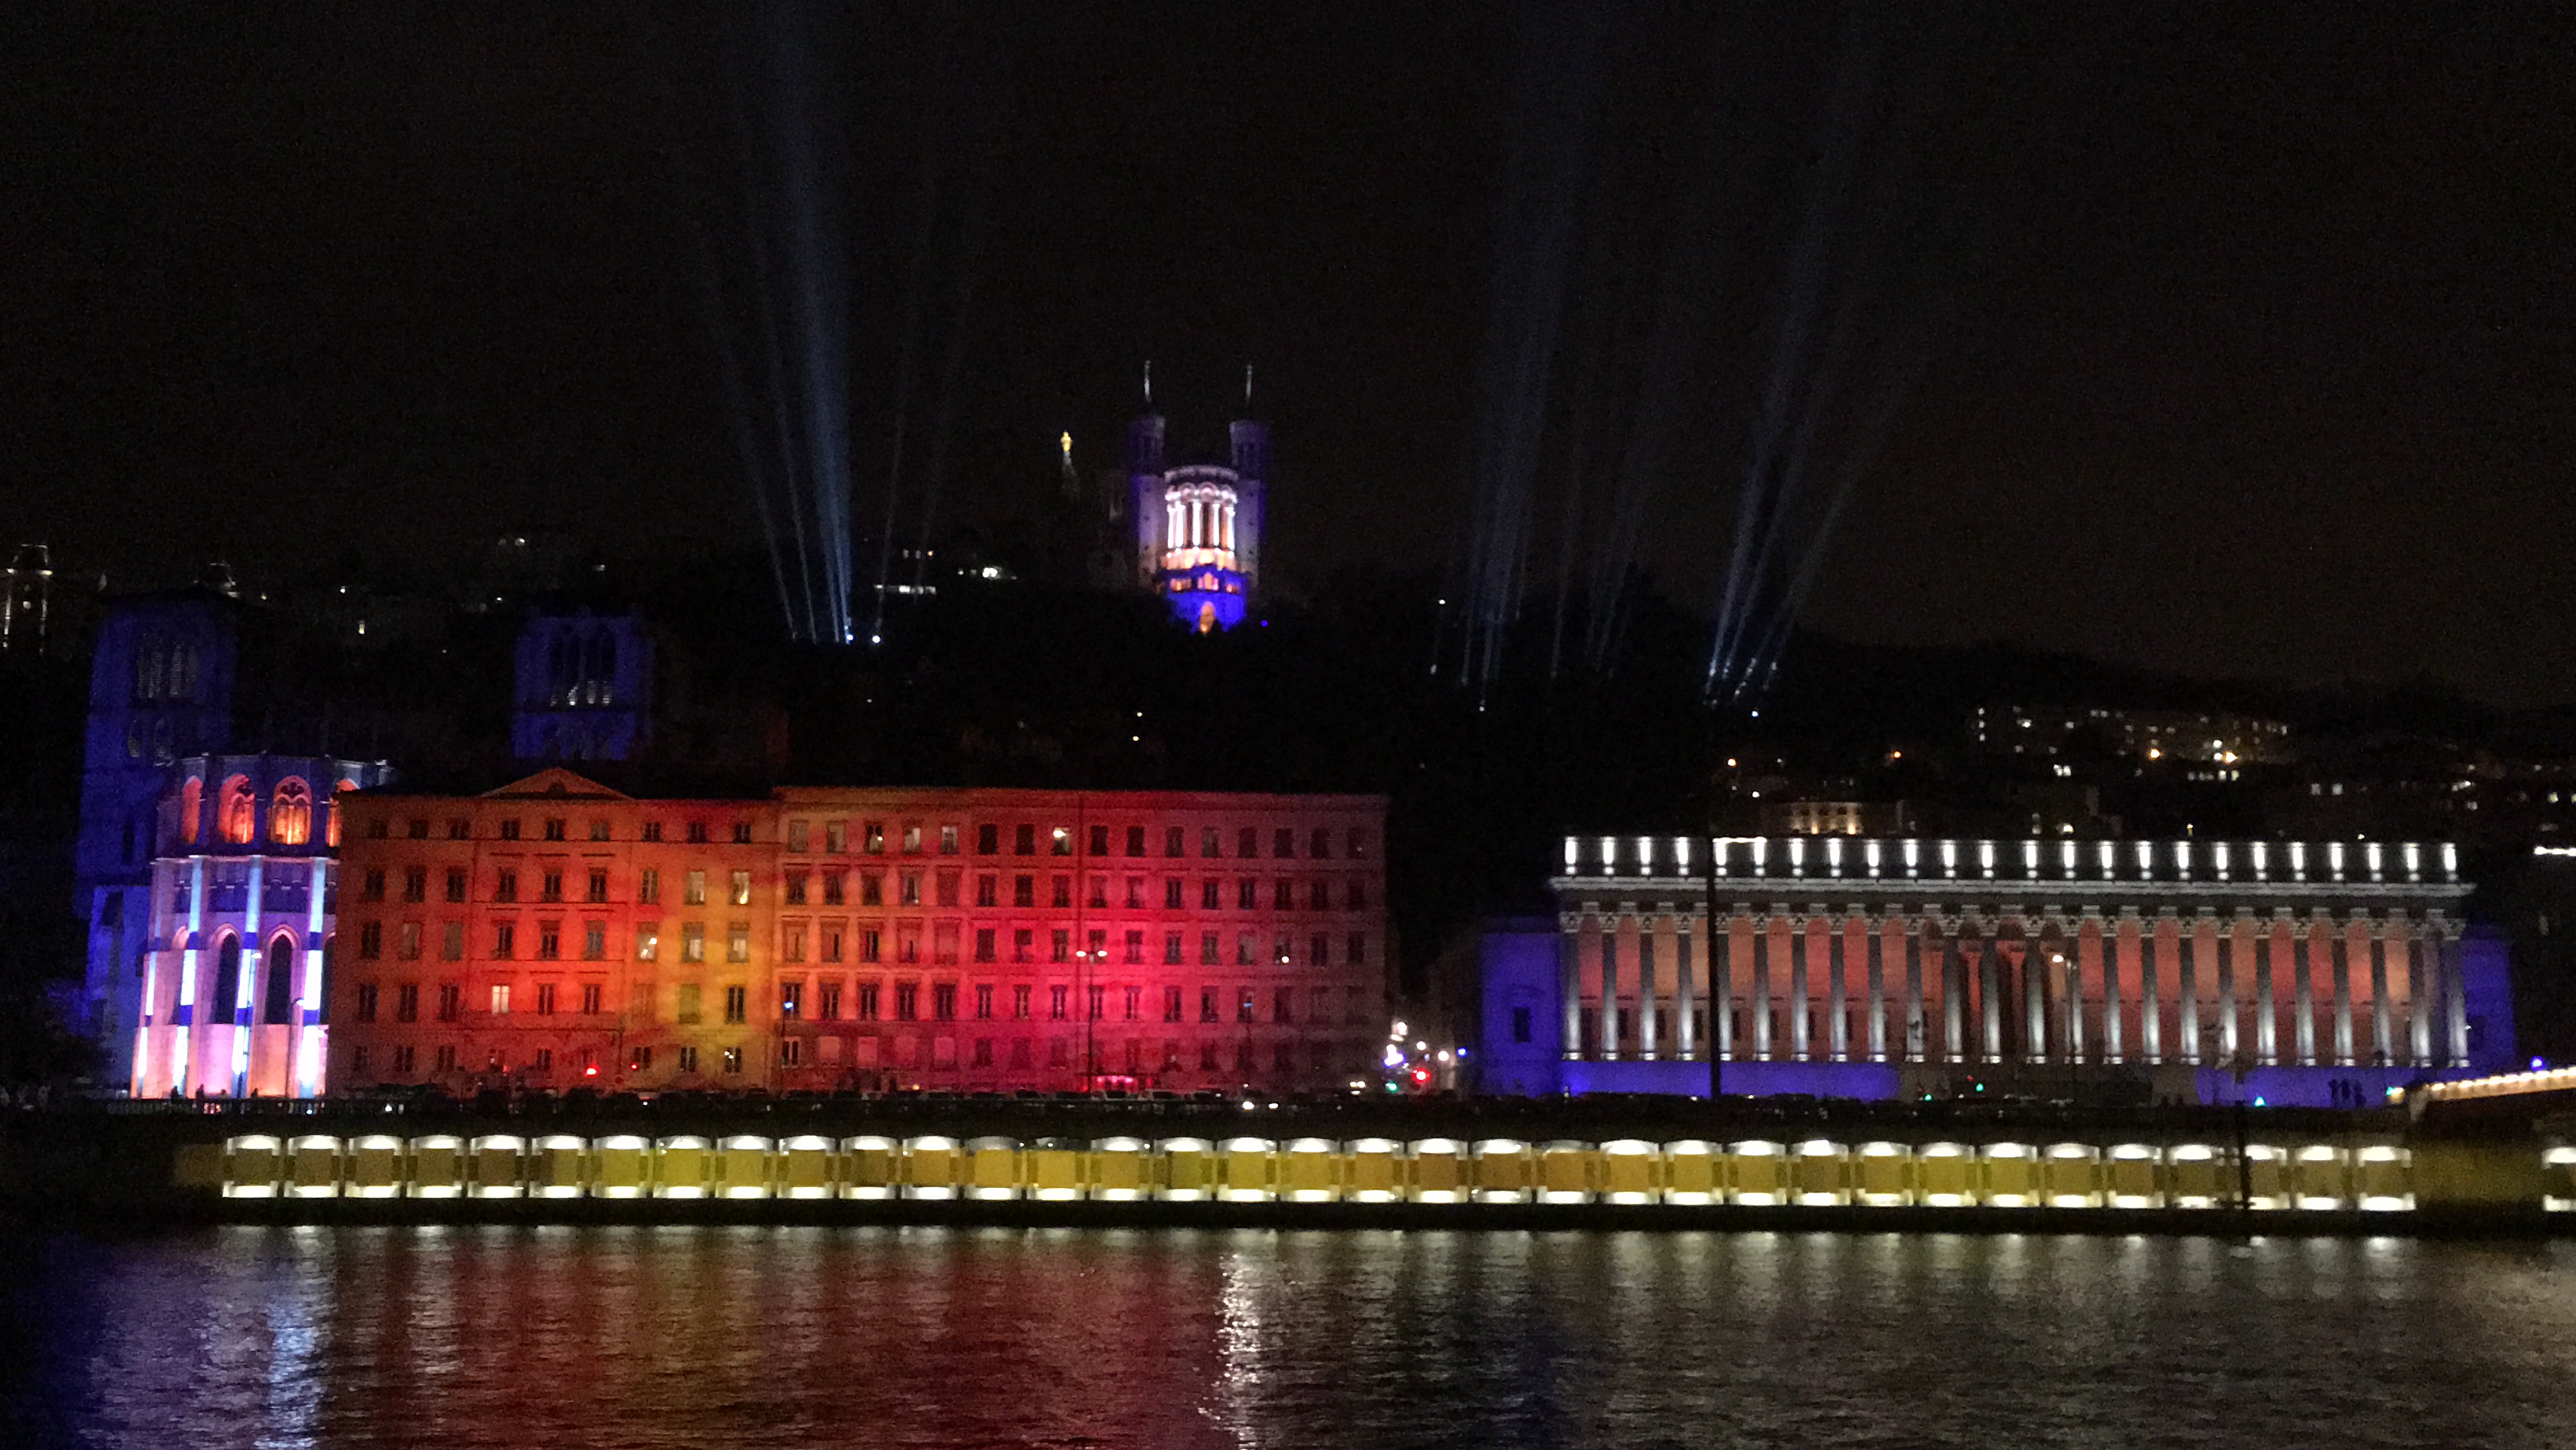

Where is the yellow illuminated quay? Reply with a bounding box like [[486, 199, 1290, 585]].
[[192, 1123, 2574, 1219]]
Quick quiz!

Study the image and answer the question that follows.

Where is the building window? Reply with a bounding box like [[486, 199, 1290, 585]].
[[1274, 988, 1293, 1023], [358, 922, 383, 960], [356, 983, 378, 1023], [1200, 932, 1220, 966], [630, 1045, 653, 1072], [535, 983, 558, 1016], [1050, 826, 1073, 856], [1274, 828, 1296, 859], [732, 822, 753, 845], [1123, 986, 1142, 1020], [1166, 826, 1186, 857], [1348, 933, 1367, 966], [934, 984, 957, 1021], [1014, 824, 1036, 855], [901, 823, 923, 854], [642, 822, 664, 843], [864, 821, 885, 853], [636, 924, 660, 961], [435, 1045, 458, 1073], [1310, 828, 1331, 859], [1274, 880, 1294, 911], [820, 982, 843, 1020], [489, 983, 512, 1016], [590, 819, 612, 842], [587, 870, 609, 904], [779, 1038, 801, 1069], [493, 923, 516, 958], [1200, 1042, 1219, 1071], [787, 819, 810, 853], [638, 868, 659, 905], [824, 872, 846, 905], [822, 927, 844, 963], [861, 929, 881, 964], [785, 872, 809, 906], [684, 871, 706, 906], [1200, 989, 1219, 1023], [436, 983, 461, 1022], [1163, 987, 1182, 1023], [974, 1038, 993, 1067], [541, 871, 563, 903], [1051, 930, 1071, 964], [722, 984, 747, 1023], [396, 983, 418, 1023], [400, 868, 425, 904], [726, 924, 750, 964], [1164, 933, 1184, 965], [1052, 876, 1073, 909], [1237, 990, 1256, 1023], [445, 868, 467, 904], [352, 1045, 371, 1075], [901, 873, 921, 907], [940, 824, 960, 855], [499, 819, 521, 841], [780, 980, 803, 1019], [498, 870, 521, 904], [858, 983, 880, 1021], [544, 818, 566, 842], [584, 923, 605, 960], [1202, 828, 1222, 859], [975, 928, 996, 963], [1013, 985, 1031, 1020], [1050, 986, 1068, 1021], [1237, 826, 1259, 859], [896, 983, 917, 1021], [1236, 933, 1257, 966], [362, 870, 387, 904], [1126, 825, 1147, 857], [861, 873, 883, 907], [676, 983, 703, 1024], [1238, 879, 1257, 911], [681, 923, 704, 963], [729, 870, 751, 906], [581, 983, 602, 1015], [784, 927, 807, 963], [677, 1045, 698, 1073], [397, 922, 421, 961], [1200, 880, 1219, 911], [1123, 929, 1145, 965], [977, 823, 999, 854], [537, 923, 559, 960], [827, 819, 847, 853]]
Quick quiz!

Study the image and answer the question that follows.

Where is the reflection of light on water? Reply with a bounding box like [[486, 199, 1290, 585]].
[[1212, 1247, 1268, 1448]]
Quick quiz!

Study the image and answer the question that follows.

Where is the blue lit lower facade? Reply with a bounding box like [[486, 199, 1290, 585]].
[[1478, 834, 2521, 1109]]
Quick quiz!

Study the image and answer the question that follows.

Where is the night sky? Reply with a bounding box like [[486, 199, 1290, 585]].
[[5, 4, 2569, 704]]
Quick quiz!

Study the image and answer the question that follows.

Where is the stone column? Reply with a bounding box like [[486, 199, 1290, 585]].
[[2293, 914, 2317, 1066], [2369, 918, 2393, 1066], [1559, 912, 1582, 1060], [1790, 914, 1813, 1060], [1828, 915, 1850, 1061], [1599, 910, 1623, 1060], [1675, 915, 1697, 1060], [2438, 919, 2469, 1066], [2217, 913, 2239, 1066], [2177, 912, 2201, 1065], [1866, 915, 1888, 1061], [1942, 918, 1967, 1064], [1638, 909, 1660, 1060], [2103, 913, 2127, 1064], [2023, 924, 2049, 1065], [2407, 917, 2432, 1066], [1903, 915, 1926, 1063], [2055, 920, 2083, 1064], [1752, 912, 1774, 1061], [2331, 921, 2355, 1066], [1715, 910, 1736, 1062], [2254, 917, 2277, 1066], [2140, 912, 2164, 1065], [1980, 930, 2004, 1063]]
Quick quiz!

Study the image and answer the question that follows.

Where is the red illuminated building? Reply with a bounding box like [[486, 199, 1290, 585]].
[[328, 771, 1390, 1094]]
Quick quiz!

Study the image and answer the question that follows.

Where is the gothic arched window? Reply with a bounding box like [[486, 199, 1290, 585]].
[[220, 776, 255, 845], [263, 934, 297, 1024], [270, 779, 312, 846], [177, 776, 202, 845], [211, 933, 242, 1013]]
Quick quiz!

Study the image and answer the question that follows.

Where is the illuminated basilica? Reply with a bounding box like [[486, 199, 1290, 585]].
[[1126, 386, 1266, 631]]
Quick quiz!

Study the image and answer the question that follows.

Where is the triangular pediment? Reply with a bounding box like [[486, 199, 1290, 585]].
[[480, 767, 631, 801]]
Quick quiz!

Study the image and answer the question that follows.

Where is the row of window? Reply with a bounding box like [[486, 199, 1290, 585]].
[[354, 864, 1373, 915], [356, 816, 1373, 860], [349, 1035, 1342, 1081], [347, 976, 1372, 1029], [355, 917, 1373, 970]]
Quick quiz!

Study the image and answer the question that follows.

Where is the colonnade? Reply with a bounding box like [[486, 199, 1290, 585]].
[[1558, 903, 2467, 1070]]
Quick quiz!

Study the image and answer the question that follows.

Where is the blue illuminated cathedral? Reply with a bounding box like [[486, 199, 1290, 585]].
[[1127, 377, 1266, 631]]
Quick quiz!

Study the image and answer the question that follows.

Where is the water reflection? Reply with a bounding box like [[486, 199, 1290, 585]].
[[3, 1228, 2572, 1448]]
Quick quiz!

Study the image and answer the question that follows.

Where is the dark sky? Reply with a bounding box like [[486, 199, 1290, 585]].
[[4, 4, 2569, 704]]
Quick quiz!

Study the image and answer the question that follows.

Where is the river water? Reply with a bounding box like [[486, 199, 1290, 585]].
[[2, 1226, 2571, 1448]]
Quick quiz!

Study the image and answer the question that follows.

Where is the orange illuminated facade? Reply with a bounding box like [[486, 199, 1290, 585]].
[[329, 770, 1390, 1095]]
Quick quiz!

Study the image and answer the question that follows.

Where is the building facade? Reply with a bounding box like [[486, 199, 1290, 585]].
[[127, 753, 392, 1098], [1128, 406, 1267, 632], [329, 774, 1388, 1096], [74, 591, 241, 1084], [1481, 833, 2516, 1108]]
